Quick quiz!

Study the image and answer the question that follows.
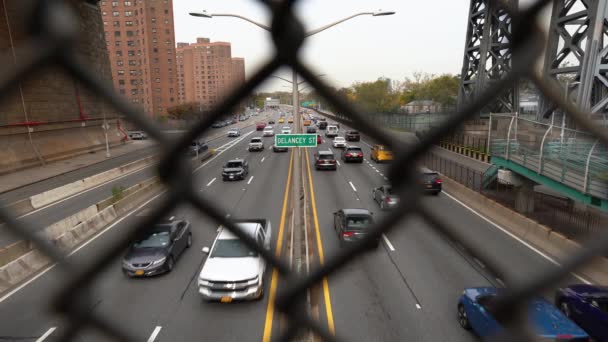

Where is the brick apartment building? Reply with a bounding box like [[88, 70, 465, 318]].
[[176, 38, 246, 112], [99, 0, 177, 116]]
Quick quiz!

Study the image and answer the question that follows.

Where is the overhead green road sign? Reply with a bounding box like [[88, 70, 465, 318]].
[[275, 134, 317, 147]]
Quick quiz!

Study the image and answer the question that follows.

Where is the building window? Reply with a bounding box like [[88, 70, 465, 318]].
[[102, 11, 107, 16], [164, 9, 168, 14], [128, 50, 135, 56], [115, 40, 121, 47], [118, 79, 125, 85], [117, 60, 124, 66], [125, 21, 134, 26], [155, 88, 161, 93], [125, 11, 133, 16], [165, 29, 170, 34], [152, 28, 157, 33], [151, 18, 156, 23], [124, 1, 132, 6], [129, 60, 136, 66], [131, 89, 138, 95], [127, 40, 135, 46], [113, 21, 120, 27], [111, 1, 118, 6], [164, 19, 169, 24], [114, 31, 121, 37], [130, 70, 137, 76], [126, 31, 134, 37], [153, 48, 158, 53], [112, 11, 119, 16], [165, 39, 171, 45], [117, 70, 125, 75]]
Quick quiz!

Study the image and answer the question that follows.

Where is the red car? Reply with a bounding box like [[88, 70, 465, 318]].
[[317, 134, 322, 145], [256, 122, 266, 131]]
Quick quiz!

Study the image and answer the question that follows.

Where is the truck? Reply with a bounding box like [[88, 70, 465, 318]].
[[198, 219, 272, 301]]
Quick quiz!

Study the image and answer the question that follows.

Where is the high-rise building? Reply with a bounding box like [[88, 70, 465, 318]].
[[99, 0, 177, 116], [176, 38, 246, 112]]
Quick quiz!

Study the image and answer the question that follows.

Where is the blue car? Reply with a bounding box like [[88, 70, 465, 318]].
[[458, 287, 589, 341], [556, 284, 608, 341]]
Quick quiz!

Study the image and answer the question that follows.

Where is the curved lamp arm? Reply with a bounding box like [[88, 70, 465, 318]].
[[189, 12, 271, 31], [305, 12, 373, 37]]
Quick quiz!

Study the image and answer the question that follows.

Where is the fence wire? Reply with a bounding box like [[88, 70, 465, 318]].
[[1, 0, 608, 341]]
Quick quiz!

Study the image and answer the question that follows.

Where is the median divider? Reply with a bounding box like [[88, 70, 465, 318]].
[[441, 174, 608, 284], [0, 176, 164, 294]]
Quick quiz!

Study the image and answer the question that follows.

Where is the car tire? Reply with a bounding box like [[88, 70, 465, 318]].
[[166, 256, 175, 273], [433, 191, 440, 196], [187, 233, 192, 248], [458, 304, 472, 330]]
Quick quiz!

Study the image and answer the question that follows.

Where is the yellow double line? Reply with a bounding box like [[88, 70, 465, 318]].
[[262, 149, 335, 341]]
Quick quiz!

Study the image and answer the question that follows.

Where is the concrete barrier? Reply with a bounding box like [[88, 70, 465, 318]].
[[441, 175, 608, 284], [0, 176, 163, 294]]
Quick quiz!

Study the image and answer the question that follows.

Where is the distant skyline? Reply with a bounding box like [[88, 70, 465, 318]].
[[173, 0, 470, 92]]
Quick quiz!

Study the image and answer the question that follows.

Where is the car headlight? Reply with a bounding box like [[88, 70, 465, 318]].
[[122, 260, 130, 268], [198, 279, 211, 286], [246, 276, 260, 286], [152, 257, 167, 265]]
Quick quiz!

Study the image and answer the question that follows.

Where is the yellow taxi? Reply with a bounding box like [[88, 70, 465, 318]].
[[370, 144, 393, 163], [303, 119, 311, 126], [278, 117, 285, 123], [288, 117, 294, 123]]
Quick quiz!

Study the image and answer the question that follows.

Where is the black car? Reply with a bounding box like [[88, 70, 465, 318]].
[[122, 218, 192, 277], [269, 119, 275, 124], [314, 150, 337, 170], [333, 209, 379, 248], [345, 131, 360, 142], [421, 168, 442, 195], [222, 159, 249, 181], [272, 144, 288, 153], [317, 121, 328, 130], [341, 146, 364, 163], [306, 126, 317, 133], [188, 140, 209, 156]]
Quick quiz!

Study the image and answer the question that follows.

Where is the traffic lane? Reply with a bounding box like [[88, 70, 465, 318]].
[[334, 155, 490, 341], [156, 149, 293, 341], [0, 132, 272, 339], [305, 151, 428, 341]]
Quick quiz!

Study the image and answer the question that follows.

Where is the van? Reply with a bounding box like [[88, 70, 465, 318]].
[[317, 121, 328, 130], [326, 125, 338, 138]]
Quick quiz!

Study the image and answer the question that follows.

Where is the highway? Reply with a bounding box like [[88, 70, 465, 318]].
[[0, 110, 588, 341]]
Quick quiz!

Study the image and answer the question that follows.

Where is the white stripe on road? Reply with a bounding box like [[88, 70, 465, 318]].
[[247, 176, 254, 184], [336, 160, 341, 166], [442, 191, 591, 284], [206, 178, 216, 187], [383, 177, 389, 181], [375, 169, 380, 173], [36, 327, 57, 342], [147, 326, 162, 342], [194, 131, 253, 173], [349, 181, 357, 192], [416, 304, 422, 310], [382, 234, 395, 251], [261, 157, 265, 163]]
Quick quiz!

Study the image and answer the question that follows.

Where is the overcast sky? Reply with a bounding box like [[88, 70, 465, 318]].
[[172, 0, 471, 92]]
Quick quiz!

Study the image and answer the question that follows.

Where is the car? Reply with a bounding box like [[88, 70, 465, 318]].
[[230, 118, 238, 124], [421, 168, 442, 195], [248, 137, 264, 151], [372, 185, 400, 210], [306, 126, 317, 133], [263, 126, 275, 137], [268, 119, 275, 124], [198, 219, 272, 301], [333, 209, 379, 248], [281, 127, 292, 134], [256, 122, 266, 131], [370, 144, 393, 163], [341, 146, 364, 163], [227, 128, 241, 137], [272, 144, 288, 153], [223, 119, 232, 126], [303, 119, 311, 126], [556, 284, 608, 341], [458, 287, 589, 340], [345, 130, 360, 142], [325, 125, 339, 137], [128, 131, 147, 140], [122, 218, 192, 277], [278, 118, 285, 123], [239, 116, 248, 122], [288, 117, 294, 123], [314, 150, 337, 170], [211, 121, 224, 128], [188, 140, 208, 156], [222, 159, 249, 181], [317, 134, 322, 145], [332, 137, 347, 148], [317, 121, 328, 130]]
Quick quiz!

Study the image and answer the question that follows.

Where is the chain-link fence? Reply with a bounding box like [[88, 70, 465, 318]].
[[1, 0, 608, 341]]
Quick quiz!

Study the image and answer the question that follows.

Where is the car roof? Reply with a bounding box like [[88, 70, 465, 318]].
[[317, 150, 334, 155], [227, 158, 244, 163], [346, 145, 362, 149], [341, 208, 372, 216], [420, 167, 438, 174], [218, 223, 259, 240]]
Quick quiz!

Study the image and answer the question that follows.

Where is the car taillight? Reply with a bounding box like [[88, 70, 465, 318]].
[[345, 153, 352, 157], [342, 231, 354, 237], [435, 178, 442, 184], [328, 160, 336, 163]]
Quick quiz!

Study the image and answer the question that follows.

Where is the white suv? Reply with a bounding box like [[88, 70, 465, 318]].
[[263, 126, 274, 137], [198, 219, 272, 302]]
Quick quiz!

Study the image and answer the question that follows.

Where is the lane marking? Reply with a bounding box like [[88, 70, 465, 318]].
[[194, 131, 254, 172], [263, 152, 294, 342], [304, 149, 336, 335], [36, 327, 56, 342], [261, 157, 265, 163], [415, 304, 422, 310], [442, 191, 591, 284], [349, 181, 357, 192], [382, 234, 395, 251], [336, 160, 341, 166], [206, 178, 216, 187], [247, 176, 254, 185], [383, 177, 389, 181], [375, 169, 380, 173], [146, 326, 162, 342]]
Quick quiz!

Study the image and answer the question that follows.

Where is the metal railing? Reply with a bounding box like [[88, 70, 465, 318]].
[[1, 1, 608, 341]]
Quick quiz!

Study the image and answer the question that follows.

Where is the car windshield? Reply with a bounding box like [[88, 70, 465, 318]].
[[319, 154, 334, 160], [346, 216, 373, 230], [133, 231, 170, 248], [423, 173, 439, 182], [349, 131, 359, 134], [251, 138, 262, 143], [210, 239, 258, 258], [335, 137, 345, 141], [347, 148, 362, 153], [226, 162, 243, 168]]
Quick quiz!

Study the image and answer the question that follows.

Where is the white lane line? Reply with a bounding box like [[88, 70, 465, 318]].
[[383, 177, 389, 181], [375, 169, 380, 173], [415, 304, 422, 310], [247, 176, 254, 185], [36, 327, 57, 342], [147, 326, 162, 342], [206, 178, 216, 187], [349, 181, 357, 192], [0, 191, 166, 304], [382, 234, 395, 251], [336, 160, 341, 166], [442, 191, 592, 284], [261, 157, 265, 163], [194, 131, 253, 173]]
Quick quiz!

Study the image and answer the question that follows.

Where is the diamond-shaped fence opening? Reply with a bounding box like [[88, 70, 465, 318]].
[[0, 0, 607, 341]]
